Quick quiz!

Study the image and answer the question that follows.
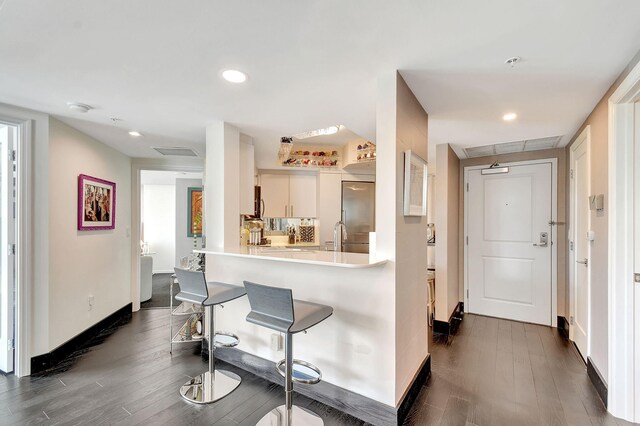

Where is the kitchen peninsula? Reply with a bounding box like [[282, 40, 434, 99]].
[[199, 245, 395, 424]]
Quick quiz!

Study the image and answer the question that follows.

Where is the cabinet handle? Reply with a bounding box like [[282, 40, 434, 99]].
[[291, 205, 293, 217], [285, 205, 287, 217]]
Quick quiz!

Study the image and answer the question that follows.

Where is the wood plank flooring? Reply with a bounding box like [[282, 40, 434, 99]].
[[0, 311, 633, 425], [404, 314, 635, 426]]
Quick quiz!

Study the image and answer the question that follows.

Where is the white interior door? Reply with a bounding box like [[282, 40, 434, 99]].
[[467, 162, 553, 325], [570, 131, 590, 361], [0, 124, 16, 373]]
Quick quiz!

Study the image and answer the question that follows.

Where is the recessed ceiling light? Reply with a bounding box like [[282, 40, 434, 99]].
[[67, 102, 93, 113], [222, 69, 247, 83], [293, 125, 341, 139], [129, 130, 142, 137], [503, 113, 517, 121]]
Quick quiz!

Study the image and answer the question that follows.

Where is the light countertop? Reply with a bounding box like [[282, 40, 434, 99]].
[[195, 246, 387, 269]]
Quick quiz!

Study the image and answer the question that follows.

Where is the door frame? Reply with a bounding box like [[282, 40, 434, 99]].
[[607, 58, 640, 422], [463, 158, 558, 327], [131, 158, 204, 311], [569, 126, 591, 353], [0, 116, 33, 377]]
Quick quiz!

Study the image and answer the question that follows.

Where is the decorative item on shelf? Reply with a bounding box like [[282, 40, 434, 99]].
[[278, 136, 293, 162], [78, 174, 116, 230], [355, 141, 376, 163], [281, 143, 341, 168]]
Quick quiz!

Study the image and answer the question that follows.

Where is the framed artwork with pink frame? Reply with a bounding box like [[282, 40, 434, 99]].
[[78, 174, 116, 230]]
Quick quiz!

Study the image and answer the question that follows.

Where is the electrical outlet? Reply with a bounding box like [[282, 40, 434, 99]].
[[271, 334, 283, 351]]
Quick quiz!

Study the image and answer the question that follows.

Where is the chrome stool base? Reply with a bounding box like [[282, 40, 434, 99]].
[[179, 370, 241, 404], [256, 405, 324, 426]]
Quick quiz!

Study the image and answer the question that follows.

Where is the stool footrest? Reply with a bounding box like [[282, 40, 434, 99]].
[[214, 332, 239, 348], [276, 359, 322, 385]]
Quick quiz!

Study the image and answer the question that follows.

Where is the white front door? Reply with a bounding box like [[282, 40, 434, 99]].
[[467, 162, 553, 325], [570, 130, 590, 361], [0, 124, 16, 373]]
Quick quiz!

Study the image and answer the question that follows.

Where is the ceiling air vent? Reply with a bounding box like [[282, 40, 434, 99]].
[[463, 136, 562, 159], [153, 147, 198, 157]]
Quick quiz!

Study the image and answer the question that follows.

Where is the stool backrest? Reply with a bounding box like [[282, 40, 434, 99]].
[[243, 281, 294, 332], [174, 268, 209, 305]]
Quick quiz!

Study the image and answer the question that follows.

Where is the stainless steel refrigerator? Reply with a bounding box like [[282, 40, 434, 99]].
[[341, 181, 375, 253]]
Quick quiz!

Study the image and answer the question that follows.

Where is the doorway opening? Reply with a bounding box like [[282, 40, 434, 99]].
[[464, 158, 558, 326], [139, 170, 203, 309], [0, 122, 17, 374]]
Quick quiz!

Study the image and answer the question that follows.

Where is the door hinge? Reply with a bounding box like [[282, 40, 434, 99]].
[[11, 150, 16, 162], [570, 169, 574, 179], [569, 316, 574, 325], [635, 273, 640, 283], [569, 241, 574, 251], [8, 244, 15, 255], [8, 339, 14, 351], [466, 183, 469, 192]]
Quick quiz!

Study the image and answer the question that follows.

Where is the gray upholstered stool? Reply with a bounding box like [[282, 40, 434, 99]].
[[174, 268, 246, 404], [244, 281, 333, 426]]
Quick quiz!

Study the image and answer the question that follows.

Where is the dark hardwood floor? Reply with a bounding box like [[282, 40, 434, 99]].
[[0, 310, 633, 425]]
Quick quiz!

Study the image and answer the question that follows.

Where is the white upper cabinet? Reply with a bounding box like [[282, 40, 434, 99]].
[[239, 139, 255, 215], [260, 173, 317, 218], [289, 174, 317, 218], [260, 174, 290, 217]]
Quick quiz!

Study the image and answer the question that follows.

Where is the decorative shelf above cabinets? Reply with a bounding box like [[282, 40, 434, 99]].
[[343, 140, 376, 171]]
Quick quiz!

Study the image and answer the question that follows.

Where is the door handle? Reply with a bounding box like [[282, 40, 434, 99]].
[[533, 232, 549, 247], [576, 258, 588, 267]]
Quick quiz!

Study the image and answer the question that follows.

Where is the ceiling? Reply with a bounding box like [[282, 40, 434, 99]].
[[140, 170, 202, 185], [1, 1, 639, 168]]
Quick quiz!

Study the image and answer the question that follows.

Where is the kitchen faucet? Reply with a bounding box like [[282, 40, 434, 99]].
[[333, 220, 347, 252]]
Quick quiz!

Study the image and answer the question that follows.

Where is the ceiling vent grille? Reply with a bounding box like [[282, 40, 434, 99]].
[[463, 136, 562, 158], [153, 147, 198, 157]]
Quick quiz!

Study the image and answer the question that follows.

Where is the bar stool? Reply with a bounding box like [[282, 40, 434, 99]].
[[244, 281, 333, 426], [174, 268, 246, 404]]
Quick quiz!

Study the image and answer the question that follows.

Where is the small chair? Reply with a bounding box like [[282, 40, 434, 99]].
[[174, 268, 246, 404], [244, 280, 333, 425]]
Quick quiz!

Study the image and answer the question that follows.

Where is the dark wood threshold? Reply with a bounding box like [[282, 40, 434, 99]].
[[31, 303, 132, 374], [433, 301, 464, 336], [587, 356, 608, 408], [212, 346, 430, 426]]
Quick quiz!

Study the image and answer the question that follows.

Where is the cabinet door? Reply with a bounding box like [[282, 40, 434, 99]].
[[260, 174, 289, 217], [289, 175, 317, 218]]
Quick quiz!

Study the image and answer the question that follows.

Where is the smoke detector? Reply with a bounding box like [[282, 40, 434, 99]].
[[504, 56, 521, 67], [66, 102, 93, 113]]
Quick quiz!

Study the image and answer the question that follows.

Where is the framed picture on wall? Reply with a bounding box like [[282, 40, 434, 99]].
[[188, 187, 203, 237], [403, 150, 428, 216], [78, 174, 116, 230]]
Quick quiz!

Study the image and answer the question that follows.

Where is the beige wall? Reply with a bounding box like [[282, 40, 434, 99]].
[[392, 73, 429, 404], [48, 118, 132, 350], [435, 144, 460, 321], [458, 148, 567, 319], [564, 49, 640, 383]]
